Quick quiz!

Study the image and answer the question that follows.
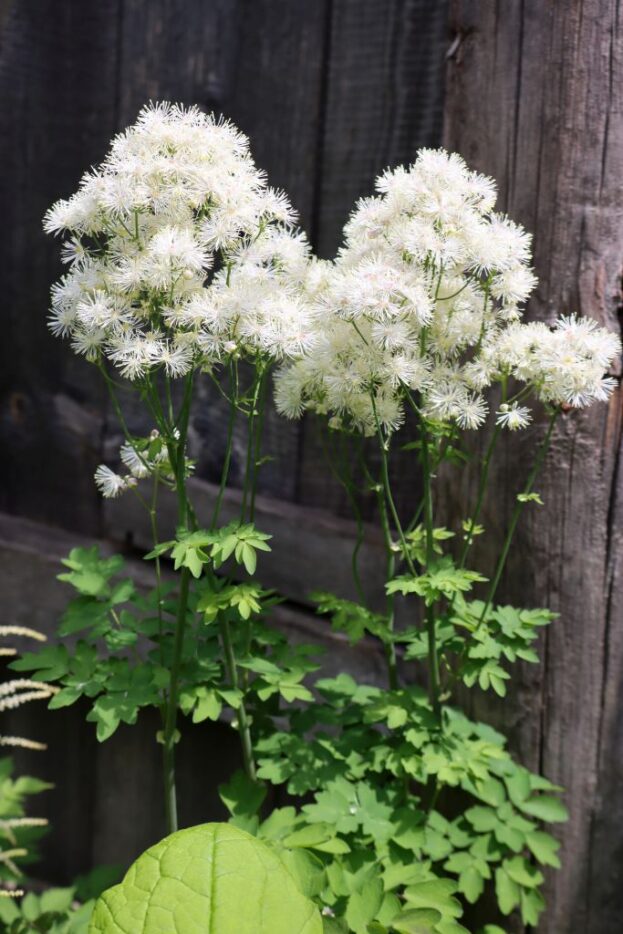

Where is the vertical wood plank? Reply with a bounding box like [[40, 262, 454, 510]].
[[297, 0, 449, 514], [0, 0, 121, 532], [315, 0, 448, 259], [113, 0, 330, 503], [443, 3, 623, 931]]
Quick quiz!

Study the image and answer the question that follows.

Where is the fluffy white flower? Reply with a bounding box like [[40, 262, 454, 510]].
[[274, 149, 619, 437], [497, 315, 621, 408], [94, 465, 137, 498], [44, 103, 314, 380], [496, 402, 532, 430]]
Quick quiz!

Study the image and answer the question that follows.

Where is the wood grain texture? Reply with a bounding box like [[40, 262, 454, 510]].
[[443, 3, 623, 931], [296, 0, 448, 514], [0, 0, 120, 531], [0, 0, 448, 523], [113, 0, 330, 502], [314, 0, 448, 259]]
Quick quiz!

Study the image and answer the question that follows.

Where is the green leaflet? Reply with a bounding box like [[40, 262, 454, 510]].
[[89, 823, 322, 934]]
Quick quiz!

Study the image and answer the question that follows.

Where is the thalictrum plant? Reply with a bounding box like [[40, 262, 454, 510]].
[[17, 113, 620, 933]]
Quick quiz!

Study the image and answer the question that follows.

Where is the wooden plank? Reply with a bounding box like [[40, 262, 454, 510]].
[[112, 0, 330, 502], [0, 0, 121, 532], [443, 3, 623, 931], [314, 0, 448, 260], [102, 475, 387, 609], [296, 0, 449, 515]]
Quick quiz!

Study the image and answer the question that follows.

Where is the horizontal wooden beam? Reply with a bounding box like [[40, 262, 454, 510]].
[[0, 510, 387, 685], [103, 478, 387, 609]]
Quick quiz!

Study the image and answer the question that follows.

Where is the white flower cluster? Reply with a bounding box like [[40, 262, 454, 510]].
[[274, 150, 620, 434], [489, 316, 620, 409], [44, 103, 318, 378], [94, 429, 184, 499]]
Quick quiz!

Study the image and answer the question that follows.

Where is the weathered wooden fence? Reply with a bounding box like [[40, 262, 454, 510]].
[[1, 3, 622, 932], [0, 0, 447, 882], [442, 3, 623, 932]]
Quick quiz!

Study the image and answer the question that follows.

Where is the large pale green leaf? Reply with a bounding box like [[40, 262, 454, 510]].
[[89, 823, 322, 934]]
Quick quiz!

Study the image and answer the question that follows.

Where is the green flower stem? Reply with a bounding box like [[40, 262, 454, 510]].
[[478, 410, 558, 625], [249, 367, 270, 524], [321, 426, 367, 605], [212, 362, 239, 529], [238, 367, 271, 778], [212, 364, 259, 783], [420, 424, 442, 725], [371, 395, 422, 693], [457, 382, 538, 571], [98, 363, 153, 476], [241, 369, 264, 523], [371, 395, 417, 578], [458, 424, 502, 569], [148, 475, 166, 669], [162, 564, 190, 832], [161, 371, 195, 833], [219, 617, 257, 781], [377, 489, 399, 690]]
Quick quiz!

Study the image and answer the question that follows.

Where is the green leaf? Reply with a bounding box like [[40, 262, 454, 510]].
[[109, 579, 135, 605], [494, 868, 520, 916], [388, 558, 486, 605], [504, 768, 531, 806], [40, 886, 76, 913], [345, 876, 384, 934], [49, 686, 83, 709], [503, 857, 541, 888], [0, 898, 20, 922], [391, 908, 442, 933], [144, 540, 175, 560], [67, 900, 96, 933], [219, 771, 267, 820], [525, 830, 561, 868], [241, 543, 257, 575], [520, 887, 545, 926], [458, 866, 484, 904], [75, 865, 124, 901], [517, 492, 543, 505], [519, 795, 568, 823], [323, 918, 348, 934], [20, 892, 41, 921], [404, 880, 462, 919], [277, 847, 325, 899], [10, 644, 69, 681], [302, 779, 360, 834], [283, 825, 335, 849], [436, 923, 471, 934], [89, 823, 322, 934], [464, 806, 498, 833], [312, 593, 390, 646]]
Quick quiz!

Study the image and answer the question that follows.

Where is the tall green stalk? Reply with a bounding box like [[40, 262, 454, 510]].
[[478, 410, 558, 625], [371, 396, 417, 578], [212, 362, 239, 530], [377, 490, 399, 690], [458, 424, 502, 569], [219, 618, 257, 781], [420, 424, 442, 724], [212, 364, 268, 783], [159, 371, 195, 833]]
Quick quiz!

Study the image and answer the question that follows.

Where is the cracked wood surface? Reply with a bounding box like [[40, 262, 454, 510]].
[[443, 3, 623, 931]]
